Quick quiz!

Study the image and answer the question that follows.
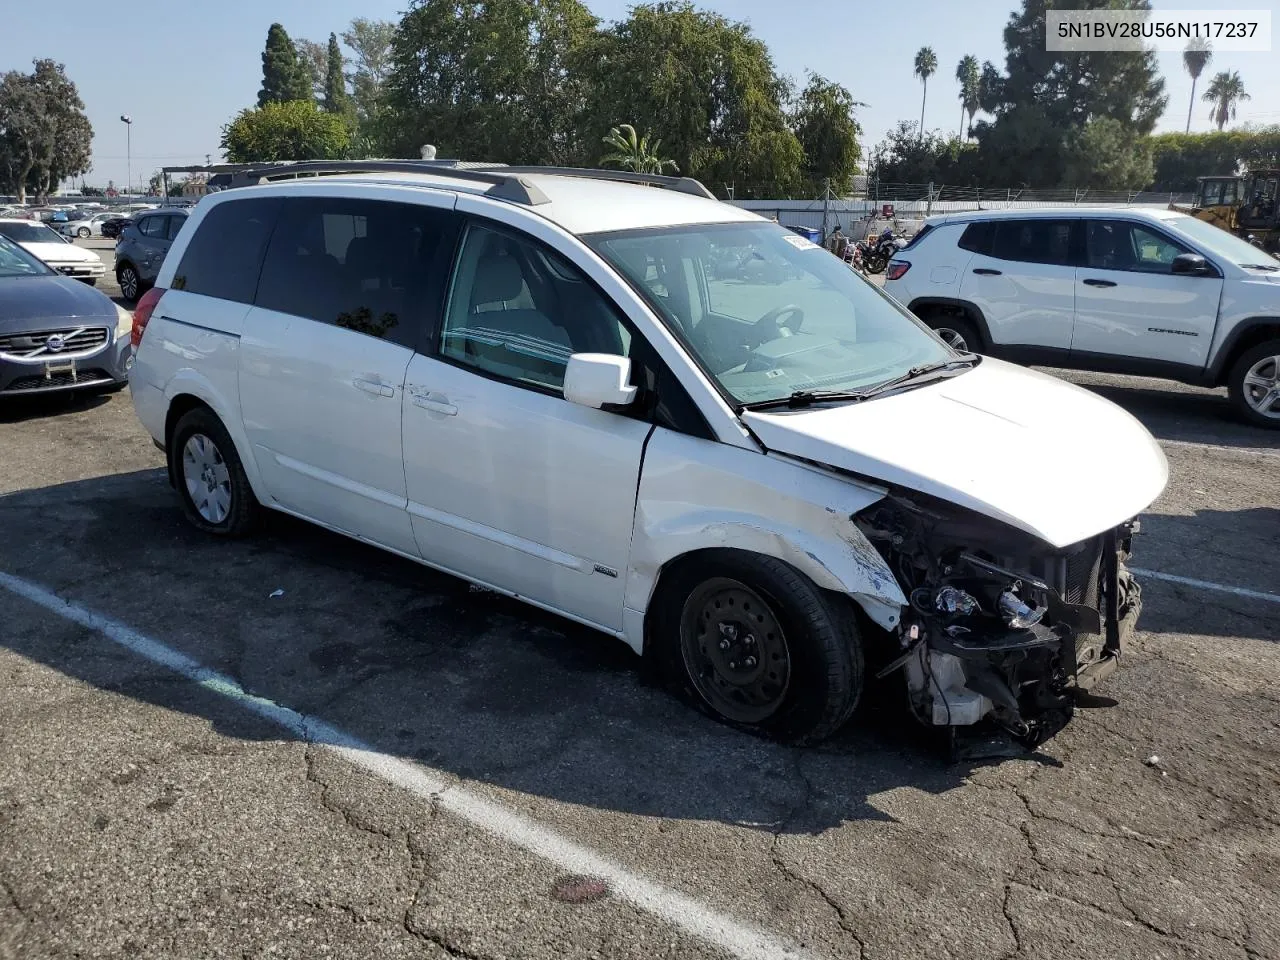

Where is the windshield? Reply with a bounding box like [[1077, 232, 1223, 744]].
[[1166, 214, 1279, 268], [0, 235, 53, 277], [0, 221, 65, 244], [588, 222, 955, 406]]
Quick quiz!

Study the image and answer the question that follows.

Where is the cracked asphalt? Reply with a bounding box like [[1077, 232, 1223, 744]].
[[1, 339, 1278, 959]]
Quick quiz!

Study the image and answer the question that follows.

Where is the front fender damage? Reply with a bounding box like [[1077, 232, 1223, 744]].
[[855, 491, 1144, 748]]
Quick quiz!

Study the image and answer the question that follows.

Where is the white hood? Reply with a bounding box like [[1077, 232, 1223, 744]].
[[743, 358, 1168, 549], [20, 241, 97, 264]]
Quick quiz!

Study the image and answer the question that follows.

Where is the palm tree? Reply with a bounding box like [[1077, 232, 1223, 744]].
[[914, 47, 937, 142], [1182, 39, 1212, 133], [600, 124, 678, 175], [1203, 70, 1250, 132], [956, 54, 980, 141]]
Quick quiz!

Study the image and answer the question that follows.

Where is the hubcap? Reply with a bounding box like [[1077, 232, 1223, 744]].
[[1242, 355, 1280, 419], [181, 433, 232, 524], [678, 577, 791, 724], [936, 326, 969, 351]]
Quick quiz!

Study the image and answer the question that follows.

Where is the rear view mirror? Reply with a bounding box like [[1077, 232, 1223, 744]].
[[1171, 253, 1209, 275], [563, 353, 638, 409]]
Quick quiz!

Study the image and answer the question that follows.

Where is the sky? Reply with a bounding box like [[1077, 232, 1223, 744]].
[[2, 0, 1278, 192]]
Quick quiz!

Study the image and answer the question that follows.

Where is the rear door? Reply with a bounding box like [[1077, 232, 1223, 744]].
[[957, 218, 1079, 352], [238, 192, 460, 556], [134, 214, 171, 280], [1071, 218, 1222, 367]]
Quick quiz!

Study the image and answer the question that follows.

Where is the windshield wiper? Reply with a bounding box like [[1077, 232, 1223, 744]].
[[740, 356, 977, 412]]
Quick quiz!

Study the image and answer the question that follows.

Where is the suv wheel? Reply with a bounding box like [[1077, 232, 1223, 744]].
[[1228, 339, 1280, 428], [117, 263, 141, 302], [169, 407, 260, 536], [652, 552, 863, 744], [928, 317, 981, 353]]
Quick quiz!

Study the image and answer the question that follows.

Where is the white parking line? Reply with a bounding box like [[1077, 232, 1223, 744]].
[[1130, 567, 1280, 606], [0, 569, 814, 960]]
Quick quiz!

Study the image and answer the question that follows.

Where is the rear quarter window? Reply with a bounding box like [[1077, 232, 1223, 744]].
[[171, 198, 282, 304], [957, 221, 995, 255], [899, 223, 936, 250]]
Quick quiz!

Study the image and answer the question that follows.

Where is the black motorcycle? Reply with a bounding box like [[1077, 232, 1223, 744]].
[[862, 228, 906, 275]]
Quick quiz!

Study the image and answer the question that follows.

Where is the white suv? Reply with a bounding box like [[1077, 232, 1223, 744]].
[[883, 207, 1280, 428], [129, 163, 1167, 747]]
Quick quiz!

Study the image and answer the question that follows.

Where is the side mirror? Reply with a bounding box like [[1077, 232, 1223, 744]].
[[563, 353, 638, 410], [1171, 253, 1210, 275]]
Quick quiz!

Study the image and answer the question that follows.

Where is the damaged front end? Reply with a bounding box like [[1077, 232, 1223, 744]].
[[855, 492, 1143, 748]]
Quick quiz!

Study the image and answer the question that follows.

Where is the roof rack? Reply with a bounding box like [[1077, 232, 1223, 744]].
[[239, 160, 551, 206], [481, 166, 716, 200]]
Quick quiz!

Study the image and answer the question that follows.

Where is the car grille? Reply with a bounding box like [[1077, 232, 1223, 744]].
[[52, 262, 100, 276], [1063, 535, 1105, 609], [4, 368, 113, 392], [0, 327, 110, 359]]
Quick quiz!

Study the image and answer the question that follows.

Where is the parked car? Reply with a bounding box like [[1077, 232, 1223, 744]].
[[0, 219, 106, 284], [884, 208, 1280, 428], [128, 164, 1167, 747], [99, 216, 133, 240], [114, 208, 189, 301], [58, 211, 125, 239], [0, 233, 132, 397]]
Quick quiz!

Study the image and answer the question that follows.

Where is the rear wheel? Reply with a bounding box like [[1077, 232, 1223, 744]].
[[1227, 339, 1280, 429], [652, 552, 863, 744], [117, 263, 141, 302], [77, 226, 90, 238], [926, 316, 981, 353], [169, 407, 260, 536]]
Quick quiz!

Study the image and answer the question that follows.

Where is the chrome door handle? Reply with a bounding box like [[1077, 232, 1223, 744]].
[[354, 377, 395, 398], [410, 389, 457, 416]]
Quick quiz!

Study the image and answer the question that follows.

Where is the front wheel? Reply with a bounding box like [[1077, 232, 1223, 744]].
[[117, 263, 141, 302], [1227, 339, 1280, 429], [77, 226, 91, 238], [169, 407, 261, 536], [653, 552, 863, 744]]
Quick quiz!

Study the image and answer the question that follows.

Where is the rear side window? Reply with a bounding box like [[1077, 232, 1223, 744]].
[[171, 198, 281, 304], [165, 215, 185, 241], [255, 196, 459, 348], [991, 219, 1076, 266], [957, 221, 995, 255], [900, 223, 935, 250]]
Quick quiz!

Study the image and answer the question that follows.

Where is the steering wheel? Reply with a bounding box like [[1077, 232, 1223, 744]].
[[752, 304, 805, 339]]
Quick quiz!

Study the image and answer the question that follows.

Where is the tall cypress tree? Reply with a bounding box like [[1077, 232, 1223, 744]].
[[323, 33, 348, 114], [259, 23, 310, 107]]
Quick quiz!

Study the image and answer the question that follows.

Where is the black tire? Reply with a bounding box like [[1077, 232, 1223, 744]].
[[651, 551, 863, 745], [1226, 339, 1280, 429], [117, 263, 141, 302], [77, 226, 90, 239], [864, 252, 889, 274], [168, 407, 260, 537], [926, 315, 981, 353]]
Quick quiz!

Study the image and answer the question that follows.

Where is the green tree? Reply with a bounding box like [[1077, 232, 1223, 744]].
[[913, 47, 937, 142], [955, 55, 979, 141], [600, 124, 677, 173], [869, 120, 971, 186], [383, 0, 597, 164], [977, 60, 1002, 113], [323, 33, 349, 115], [1063, 117, 1154, 189], [579, 2, 802, 198], [0, 60, 92, 203], [791, 73, 862, 193], [221, 100, 350, 162], [295, 38, 327, 101], [1182, 39, 1212, 134], [258, 23, 311, 107], [971, 0, 1167, 188], [341, 18, 395, 130], [0, 71, 42, 202], [1203, 70, 1249, 132], [1148, 127, 1280, 191]]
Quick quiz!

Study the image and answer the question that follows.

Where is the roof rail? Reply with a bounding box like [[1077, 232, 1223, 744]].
[[238, 160, 551, 205], [482, 166, 716, 200]]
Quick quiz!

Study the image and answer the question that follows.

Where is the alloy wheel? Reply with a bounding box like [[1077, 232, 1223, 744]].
[[935, 326, 969, 351], [182, 433, 232, 524], [1242, 354, 1280, 419], [119, 266, 138, 300], [679, 577, 791, 723], [77, 226, 90, 238]]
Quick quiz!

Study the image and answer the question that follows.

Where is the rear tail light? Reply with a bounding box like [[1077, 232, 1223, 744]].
[[885, 260, 911, 281], [131, 287, 165, 348]]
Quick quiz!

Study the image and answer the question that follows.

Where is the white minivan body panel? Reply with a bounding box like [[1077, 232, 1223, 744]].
[[743, 358, 1168, 550]]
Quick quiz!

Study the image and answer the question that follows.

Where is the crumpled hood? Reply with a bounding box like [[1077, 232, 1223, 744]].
[[743, 358, 1169, 549], [0, 275, 119, 329]]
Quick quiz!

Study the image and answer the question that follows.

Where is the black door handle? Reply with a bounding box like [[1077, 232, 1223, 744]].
[[972, 268, 1002, 276], [1082, 278, 1117, 287]]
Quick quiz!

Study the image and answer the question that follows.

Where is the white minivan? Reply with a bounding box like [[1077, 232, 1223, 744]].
[[129, 163, 1167, 746]]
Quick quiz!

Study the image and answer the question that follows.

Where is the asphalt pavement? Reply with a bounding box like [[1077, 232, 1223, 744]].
[[0, 244, 1278, 960]]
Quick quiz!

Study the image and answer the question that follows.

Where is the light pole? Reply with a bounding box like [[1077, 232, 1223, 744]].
[[120, 115, 132, 196]]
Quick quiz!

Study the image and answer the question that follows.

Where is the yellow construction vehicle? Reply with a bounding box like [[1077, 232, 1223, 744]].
[[1236, 168, 1280, 253], [1169, 175, 1242, 231]]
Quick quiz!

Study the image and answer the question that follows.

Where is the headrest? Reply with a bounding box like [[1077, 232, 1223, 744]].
[[472, 255, 525, 304]]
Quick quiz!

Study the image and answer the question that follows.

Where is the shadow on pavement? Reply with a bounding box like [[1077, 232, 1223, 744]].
[[0, 389, 114, 424], [0, 469, 1054, 836]]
